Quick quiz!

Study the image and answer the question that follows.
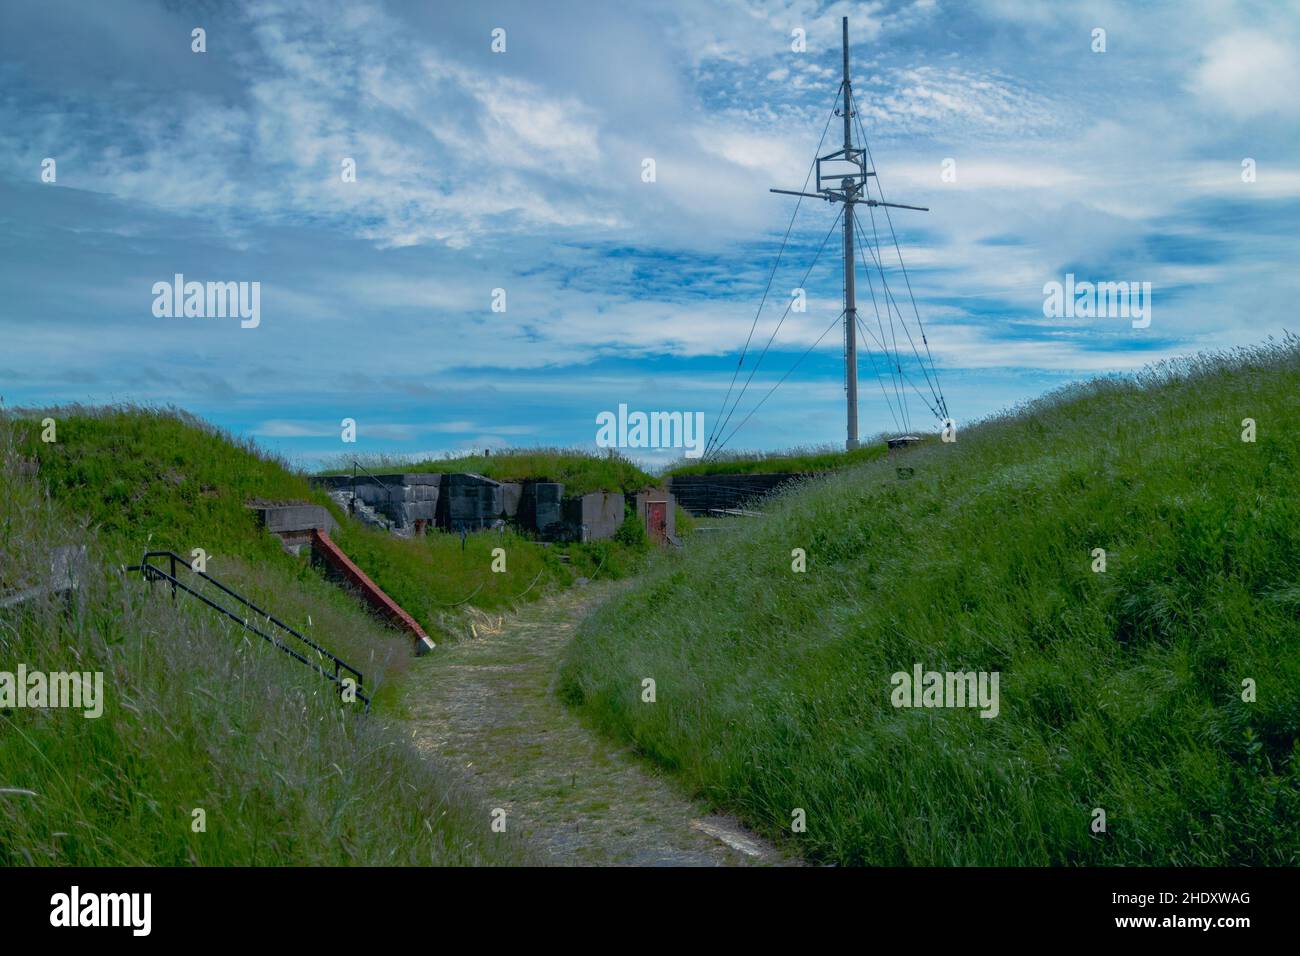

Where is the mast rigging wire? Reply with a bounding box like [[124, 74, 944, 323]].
[[708, 204, 845, 455], [704, 82, 845, 457], [709, 310, 846, 457]]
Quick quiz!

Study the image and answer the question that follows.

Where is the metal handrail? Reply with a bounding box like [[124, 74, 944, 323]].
[[125, 550, 370, 711], [350, 459, 398, 509]]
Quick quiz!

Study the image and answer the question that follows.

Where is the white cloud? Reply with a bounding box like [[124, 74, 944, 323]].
[[1190, 31, 1300, 118], [3, 0, 1298, 457], [254, 420, 335, 438]]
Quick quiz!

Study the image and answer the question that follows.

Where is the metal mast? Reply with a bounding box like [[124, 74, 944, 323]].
[[769, 16, 930, 450], [840, 16, 858, 449]]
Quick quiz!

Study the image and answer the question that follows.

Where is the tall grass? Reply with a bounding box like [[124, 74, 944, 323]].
[[9, 405, 310, 562], [0, 432, 531, 865], [331, 522, 639, 635], [559, 337, 1300, 865]]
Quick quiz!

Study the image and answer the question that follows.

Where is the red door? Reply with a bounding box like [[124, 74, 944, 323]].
[[647, 501, 667, 540]]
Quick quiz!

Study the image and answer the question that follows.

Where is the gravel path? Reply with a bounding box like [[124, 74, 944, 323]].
[[407, 581, 792, 866]]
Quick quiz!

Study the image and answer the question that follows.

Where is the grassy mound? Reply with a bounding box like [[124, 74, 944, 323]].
[[559, 338, 1300, 865], [324, 447, 657, 496], [0, 433, 530, 865], [10, 408, 626, 641], [665, 442, 893, 478]]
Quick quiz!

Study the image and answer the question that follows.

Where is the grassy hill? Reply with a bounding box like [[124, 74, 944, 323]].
[[10, 408, 624, 643], [559, 338, 1300, 865], [0, 427, 530, 865], [665, 442, 896, 478], [322, 447, 657, 496]]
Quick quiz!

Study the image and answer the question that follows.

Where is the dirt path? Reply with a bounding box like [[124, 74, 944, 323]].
[[407, 581, 791, 866]]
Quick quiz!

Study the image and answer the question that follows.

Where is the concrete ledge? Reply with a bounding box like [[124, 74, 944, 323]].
[[249, 503, 338, 535], [375, 473, 442, 486]]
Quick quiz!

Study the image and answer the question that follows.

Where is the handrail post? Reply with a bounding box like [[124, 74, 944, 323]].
[[132, 548, 368, 712]]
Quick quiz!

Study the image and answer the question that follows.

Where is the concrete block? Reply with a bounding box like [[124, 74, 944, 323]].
[[561, 492, 625, 541], [354, 483, 392, 507], [253, 504, 338, 535], [437, 473, 502, 531], [373, 473, 440, 487], [520, 481, 564, 535], [395, 500, 437, 526]]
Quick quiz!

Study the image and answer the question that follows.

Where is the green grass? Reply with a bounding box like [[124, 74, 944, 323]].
[[10, 407, 633, 642], [11, 405, 312, 563], [0, 430, 531, 865], [559, 337, 1300, 866], [331, 522, 643, 637], [665, 441, 894, 477], [321, 447, 657, 495]]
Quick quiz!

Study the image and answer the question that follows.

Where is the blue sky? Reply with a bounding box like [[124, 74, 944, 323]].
[[1, 0, 1297, 470]]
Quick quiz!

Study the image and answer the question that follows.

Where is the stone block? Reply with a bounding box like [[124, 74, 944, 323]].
[[561, 492, 625, 541], [520, 481, 564, 535], [437, 473, 502, 531], [253, 504, 338, 535]]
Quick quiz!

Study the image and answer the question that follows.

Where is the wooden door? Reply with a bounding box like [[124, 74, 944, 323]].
[[647, 501, 667, 540]]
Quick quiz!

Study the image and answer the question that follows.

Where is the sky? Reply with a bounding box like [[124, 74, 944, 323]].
[[1, 0, 1297, 470]]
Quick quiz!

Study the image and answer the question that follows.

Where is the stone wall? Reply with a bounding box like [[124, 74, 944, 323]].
[[518, 482, 564, 536], [667, 472, 805, 515], [307, 474, 441, 530], [309, 473, 630, 541], [500, 481, 522, 518], [561, 492, 625, 542], [437, 473, 503, 531]]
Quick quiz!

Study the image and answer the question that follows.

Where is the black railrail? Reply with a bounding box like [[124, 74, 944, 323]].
[[349, 459, 398, 513], [125, 550, 370, 711]]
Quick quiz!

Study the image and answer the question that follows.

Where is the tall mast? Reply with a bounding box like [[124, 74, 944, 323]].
[[768, 15, 931, 449], [841, 16, 859, 450]]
